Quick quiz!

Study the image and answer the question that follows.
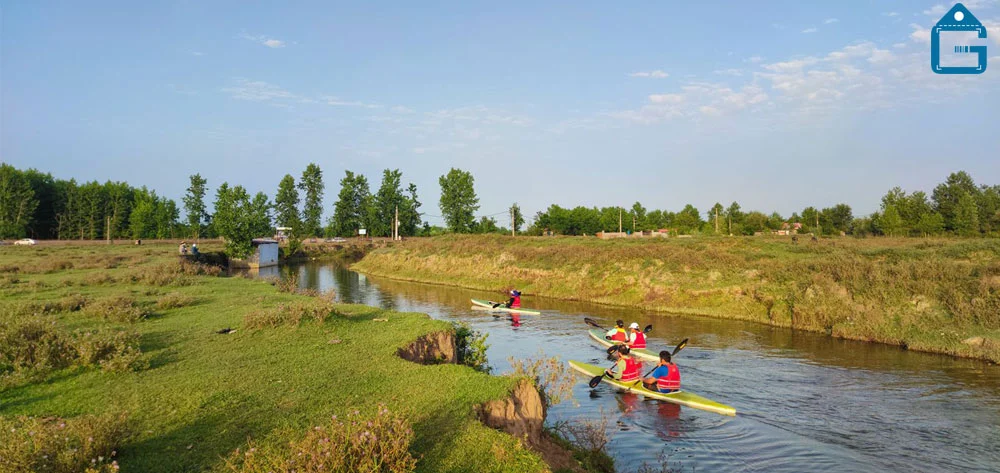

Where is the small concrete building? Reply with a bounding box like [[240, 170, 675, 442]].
[[231, 239, 279, 268]]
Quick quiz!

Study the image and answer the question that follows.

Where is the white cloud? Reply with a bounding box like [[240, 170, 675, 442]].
[[322, 96, 382, 108], [883, 12, 900, 17], [391, 105, 415, 114], [240, 32, 287, 48], [629, 70, 669, 78], [909, 24, 930, 44], [893, 42, 907, 49], [745, 56, 764, 63], [802, 27, 819, 34], [222, 79, 295, 101], [191, 51, 205, 57], [648, 94, 684, 104], [923, 4, 948, 16], [824, 18, 839, 24], [714, 68, 745, 76]]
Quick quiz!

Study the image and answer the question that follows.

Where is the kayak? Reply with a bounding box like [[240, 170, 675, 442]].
[[470, 298, 541, 315], [587, 329, 660, 362], [568, 360, 736, 416]]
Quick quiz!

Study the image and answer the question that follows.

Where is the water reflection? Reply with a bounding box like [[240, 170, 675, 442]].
[[282, 261, 1000, 473]]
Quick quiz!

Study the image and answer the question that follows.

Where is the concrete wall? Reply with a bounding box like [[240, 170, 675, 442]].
[[255, 242, 279, 268]]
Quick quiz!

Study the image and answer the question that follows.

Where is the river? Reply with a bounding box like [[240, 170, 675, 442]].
[[280, 261, 1000, 473]]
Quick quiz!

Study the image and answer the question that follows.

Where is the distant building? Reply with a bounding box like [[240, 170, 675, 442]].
[[274, 227, 293, 241], [231, 238, 279, 268]]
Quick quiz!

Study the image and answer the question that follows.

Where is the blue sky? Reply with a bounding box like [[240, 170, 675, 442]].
[[3, 1, 999, 225]]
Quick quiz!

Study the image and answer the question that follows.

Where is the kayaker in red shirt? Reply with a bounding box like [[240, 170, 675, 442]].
[[605, 319, 627, 342]]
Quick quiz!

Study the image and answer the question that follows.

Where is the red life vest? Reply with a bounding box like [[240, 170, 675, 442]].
[[620, 357, 641, 383], [629, 331, 646, 348], [656, 363, 681, 392], [609, 329, 627, 342], [510, 295, 521, 308]]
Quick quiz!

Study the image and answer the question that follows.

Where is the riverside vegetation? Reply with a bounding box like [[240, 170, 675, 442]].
[[353, 234, 1000, 363], [0, 242, 590, 473]]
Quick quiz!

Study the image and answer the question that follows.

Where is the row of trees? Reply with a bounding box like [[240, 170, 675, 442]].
[[3, 163, 998, 243], [0, 164, 182, 240]]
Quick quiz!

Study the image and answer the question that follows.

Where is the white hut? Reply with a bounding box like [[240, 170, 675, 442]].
[[231, 238, 280, 268]]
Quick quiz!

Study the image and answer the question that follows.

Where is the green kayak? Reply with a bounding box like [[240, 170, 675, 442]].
[[568, 360, 736, 416], [587, 329, 660, 362], [470, 298, 541, 315]]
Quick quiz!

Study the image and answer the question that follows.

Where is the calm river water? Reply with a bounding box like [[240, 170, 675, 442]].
[[280, 262, 1000, 473]]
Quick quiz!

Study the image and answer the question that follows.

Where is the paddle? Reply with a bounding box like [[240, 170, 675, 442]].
[[604, 325, 654, 355], [627, 338, 688, 391]]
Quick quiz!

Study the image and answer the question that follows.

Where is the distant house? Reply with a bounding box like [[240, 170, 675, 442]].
[[231, 238, 279, 269], [274, 227, 293, 241], [776, 222, 803, 235]]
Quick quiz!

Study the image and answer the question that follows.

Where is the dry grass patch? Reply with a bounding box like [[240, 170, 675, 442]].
[[82, 296, 149, 323], [0, 413, 130, 473]]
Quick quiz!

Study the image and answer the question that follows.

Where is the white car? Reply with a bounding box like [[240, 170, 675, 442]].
[[14, 238, 37, 246]]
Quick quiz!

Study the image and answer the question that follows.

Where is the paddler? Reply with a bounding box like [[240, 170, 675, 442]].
[[493, 289, 521, 309], [605, 345, 641, 382], [642, 350, 681, 393], [626, 322, 647, 349], [605, 319, 627, 342]]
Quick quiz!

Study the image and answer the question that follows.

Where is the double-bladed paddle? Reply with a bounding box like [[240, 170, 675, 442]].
[[587, 337, 688, 390]]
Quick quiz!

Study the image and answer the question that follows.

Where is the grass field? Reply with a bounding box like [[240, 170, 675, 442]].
[[353, 235, 1000, 363], [0, 242, 553, 473]]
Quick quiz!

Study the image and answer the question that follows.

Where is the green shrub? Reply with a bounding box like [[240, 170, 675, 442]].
[[224, 405, 417, 473], [243, 300, 335, 329], [74, 330, 146, 373], [0, 413, 129, 473], [454, 322, 490, 373], [154, 292, 197, 310], [83, 296, 148, 323]]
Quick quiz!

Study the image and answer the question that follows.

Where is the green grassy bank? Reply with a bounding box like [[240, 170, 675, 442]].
[[353, 235, 1000, 363], [0, 243, 554, 473]]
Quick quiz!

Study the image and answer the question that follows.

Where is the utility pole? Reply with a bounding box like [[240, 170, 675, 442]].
[[815, 213, 819, 234], [510, 207, 514, 237], [106, 216, 111, 245], [632, 215, 636, 232], [619, 208, 622, 233], [394, 205, 399, 241], [715, 208, 719, 234]]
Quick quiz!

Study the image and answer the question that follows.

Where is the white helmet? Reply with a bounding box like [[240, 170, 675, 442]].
[[628, 322, 640, 329]]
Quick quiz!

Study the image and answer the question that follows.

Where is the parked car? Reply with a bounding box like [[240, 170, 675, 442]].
[[14, 238, 37, 246]]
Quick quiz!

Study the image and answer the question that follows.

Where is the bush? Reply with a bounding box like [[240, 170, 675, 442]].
[[508, 355, 576, 407], [74, 330, 146, 373], [83, 296, 148, 323], [82, 272, 117, 286], [154, 292, 197, 310], [0, 318, 145, 384], [454, 322, 490, 373], [0, 412, 129, 473], [1, 294, 89, 317], [243, 300, 335, 329], [224, 405, 417, 473]]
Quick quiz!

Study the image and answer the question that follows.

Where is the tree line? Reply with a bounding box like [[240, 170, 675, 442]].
[[526, 171, 999, 237], [2, 162, 998, 249]]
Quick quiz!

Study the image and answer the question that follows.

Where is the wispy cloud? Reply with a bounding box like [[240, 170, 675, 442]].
[[745, 56, 764, 63], [883, 11, 900, 17], [802, 27, 819, 34], [824, 18, 839, 24], [628, 70, 669, 78], [240, 32, 287, 48], [322, 96, 382, 109], [222, 79, 295, 101], [714, 68, 744, 76], [191, 51, 205, 57]]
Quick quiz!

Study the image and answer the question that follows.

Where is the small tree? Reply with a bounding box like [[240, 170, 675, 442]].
[[438, 168, 479, 233], [298, 163, 325, 237], [183, 174, 208, 238]]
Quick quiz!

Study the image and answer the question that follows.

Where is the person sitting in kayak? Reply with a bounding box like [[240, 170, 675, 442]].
[[605, 320, 627, 342], [493, 290, 521, 308], [605, 345, 641, 382], [642, 350, 681, 393], [626, 322, 647, 349]]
